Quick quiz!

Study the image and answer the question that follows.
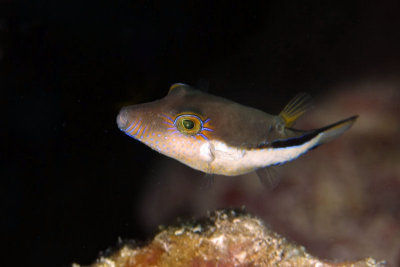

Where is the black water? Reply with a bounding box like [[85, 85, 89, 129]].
[[3, 1, 400, 266]]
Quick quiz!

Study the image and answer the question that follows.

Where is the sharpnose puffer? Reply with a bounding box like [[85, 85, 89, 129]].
[[117, 83, 357, 177]]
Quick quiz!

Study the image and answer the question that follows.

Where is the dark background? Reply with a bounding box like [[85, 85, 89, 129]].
[[3, 1, 400, 266]]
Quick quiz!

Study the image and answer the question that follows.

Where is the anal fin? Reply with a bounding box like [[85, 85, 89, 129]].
[[199, 173, 215, 191], [256, 166, 280, 190]]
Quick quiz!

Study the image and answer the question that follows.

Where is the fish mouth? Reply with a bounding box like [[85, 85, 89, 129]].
[[116, 108, 129, 130]]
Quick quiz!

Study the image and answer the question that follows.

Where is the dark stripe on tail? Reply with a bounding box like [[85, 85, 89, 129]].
[[258, 115, 358, 149], [270, 131, 318, 148]]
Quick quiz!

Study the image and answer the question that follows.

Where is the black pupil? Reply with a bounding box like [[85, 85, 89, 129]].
[[183, 119, 195, 129]]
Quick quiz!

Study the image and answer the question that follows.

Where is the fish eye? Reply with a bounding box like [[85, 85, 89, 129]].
[[162, 113, 213, 140], [182, 119, 195, 129], [174, 114, 203, 135]]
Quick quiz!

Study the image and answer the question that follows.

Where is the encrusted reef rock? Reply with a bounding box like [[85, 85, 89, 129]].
[[73, 209, 384, 267]]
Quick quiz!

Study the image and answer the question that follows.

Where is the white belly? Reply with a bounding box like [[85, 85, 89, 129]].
[[206, 135, 321, 176]]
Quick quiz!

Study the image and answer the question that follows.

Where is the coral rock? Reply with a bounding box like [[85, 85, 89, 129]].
[[73, 209, 384, 267]]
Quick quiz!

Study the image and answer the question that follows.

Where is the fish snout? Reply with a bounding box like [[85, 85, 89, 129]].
[[116, 108, 129, 130]]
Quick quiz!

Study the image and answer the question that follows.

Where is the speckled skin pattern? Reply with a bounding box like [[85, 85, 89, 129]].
[[116, 84, 356, 175]]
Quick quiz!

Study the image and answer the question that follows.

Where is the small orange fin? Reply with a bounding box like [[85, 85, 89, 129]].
[[279, 93, 312, 127]]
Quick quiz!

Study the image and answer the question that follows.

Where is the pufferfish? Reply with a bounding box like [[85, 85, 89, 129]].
[[117, 83, 357, 181]]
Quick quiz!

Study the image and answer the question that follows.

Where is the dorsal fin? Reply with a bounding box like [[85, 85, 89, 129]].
[[167, 83, 197, 97], [279, 93, 312, 127], [168, 83, 189, 93]]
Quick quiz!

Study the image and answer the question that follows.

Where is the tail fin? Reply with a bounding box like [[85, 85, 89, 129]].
[[314, 115, 358, 146], [270, 115, 358, 149], [260, 115, 358, 167], [279, 93, 313, 127]]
